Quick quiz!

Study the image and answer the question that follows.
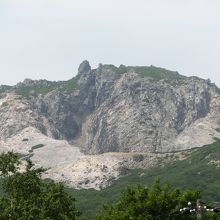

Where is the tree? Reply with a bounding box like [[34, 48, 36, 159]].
[[0, 152, 81, 220], [95, 180, 201, 220]]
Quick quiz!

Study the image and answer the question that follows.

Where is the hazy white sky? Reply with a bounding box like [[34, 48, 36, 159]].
[[0, 0, 220, 86]]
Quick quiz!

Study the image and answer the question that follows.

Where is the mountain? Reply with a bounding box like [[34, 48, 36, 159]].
[[0, 60, 220, 189]]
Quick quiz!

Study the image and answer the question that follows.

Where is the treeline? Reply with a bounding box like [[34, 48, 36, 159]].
[[0, 152, 219, 220]]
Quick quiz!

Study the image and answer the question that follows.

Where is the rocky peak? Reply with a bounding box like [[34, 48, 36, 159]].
[[1, 62, 220, 156], [78, 60, 91, 74]]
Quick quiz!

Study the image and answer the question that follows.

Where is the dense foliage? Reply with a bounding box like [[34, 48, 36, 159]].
[[0, 152, 80, 220], [95, 180, 200, 220]]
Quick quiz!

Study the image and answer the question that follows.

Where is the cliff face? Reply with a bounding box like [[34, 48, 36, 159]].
[[1, 61, 220, 155], [79, 69, 216, 154]]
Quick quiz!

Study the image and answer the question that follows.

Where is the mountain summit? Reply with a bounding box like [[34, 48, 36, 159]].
[[0, 61, 220, 189]]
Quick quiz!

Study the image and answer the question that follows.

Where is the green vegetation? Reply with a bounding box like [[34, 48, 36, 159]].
[[0, 152, 81, 220], [66, 141, 220, 219], [16, 81, 60, 97], [0, 85, 12, 94], [16, 75, 80, 98], [95, 180, 202, 220], [130, 66, 185, 80], [61, 75, 80, 91], [0, 143, 220, 219], [107, 64, 186, 80], [0, 74, 80, 98], [145, 141, 220, 203]]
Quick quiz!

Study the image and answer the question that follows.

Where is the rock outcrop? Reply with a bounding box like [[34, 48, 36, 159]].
[[1, 61, 220, 189], [1, 61, 220, 155]]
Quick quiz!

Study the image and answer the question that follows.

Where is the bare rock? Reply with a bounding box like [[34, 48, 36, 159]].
[[78, 60, 91, 74]]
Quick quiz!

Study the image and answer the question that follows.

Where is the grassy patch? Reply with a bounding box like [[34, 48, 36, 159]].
[[60, 75, 80, 91], [107, 65, 186, 81], [130, 66, 185, 80], [16, 76, 80, 98], [16, 81, 60, 97]]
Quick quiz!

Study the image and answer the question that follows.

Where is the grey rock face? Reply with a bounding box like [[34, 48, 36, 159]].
[[81, 73, 218, 154], [78, 60, 91, 74], [1, 62, 220, 155]]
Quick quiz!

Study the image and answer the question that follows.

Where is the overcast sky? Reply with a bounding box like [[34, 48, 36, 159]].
[[0, 0, 220, 86]]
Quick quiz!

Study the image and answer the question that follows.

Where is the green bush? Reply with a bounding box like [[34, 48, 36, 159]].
[[0, 152, 81, 220], [95, 180, 200, 220]]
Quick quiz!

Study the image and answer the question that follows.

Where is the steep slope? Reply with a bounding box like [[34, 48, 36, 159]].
[[1, 61, 220, 155], [34, 63, 220, 153], [1, 61, 220, 189], [80, 70, 220, 153]]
